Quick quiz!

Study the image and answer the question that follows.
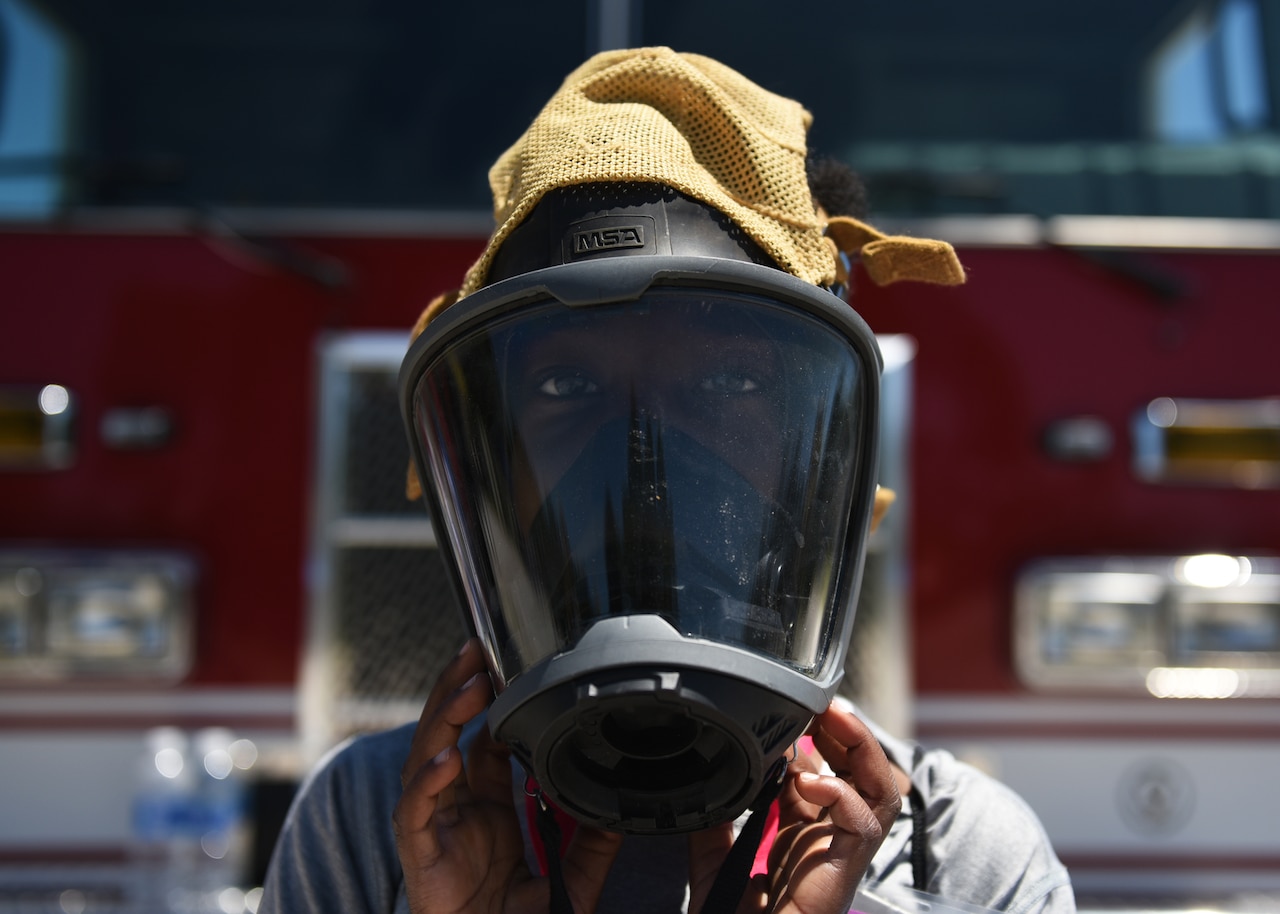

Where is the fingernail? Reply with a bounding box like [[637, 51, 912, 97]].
[[797, 772, 820, 785], [432, 746, 452, 765], [462, 671, 485, 690]]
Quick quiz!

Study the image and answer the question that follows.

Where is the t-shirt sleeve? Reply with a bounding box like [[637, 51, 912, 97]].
[[258, 727, 414, 914], [921, 752, 1075, 914]]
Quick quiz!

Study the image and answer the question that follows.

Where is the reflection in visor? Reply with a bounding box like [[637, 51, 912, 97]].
[[525, 415, 796, 658], [414, 292, 867, 686]]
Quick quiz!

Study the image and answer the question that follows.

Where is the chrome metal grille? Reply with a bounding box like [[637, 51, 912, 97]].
[[305, 334, 467, 751]]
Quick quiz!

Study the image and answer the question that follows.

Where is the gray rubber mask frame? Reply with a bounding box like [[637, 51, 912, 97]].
[[400, 255, 882, 833]]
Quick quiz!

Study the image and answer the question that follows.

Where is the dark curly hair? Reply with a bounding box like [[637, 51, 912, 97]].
[[806, 154, 868, 219]]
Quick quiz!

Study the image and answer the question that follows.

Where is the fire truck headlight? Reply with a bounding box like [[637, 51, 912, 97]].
[[1015, 555, 1280, 698], [0, 550, 195, 680]]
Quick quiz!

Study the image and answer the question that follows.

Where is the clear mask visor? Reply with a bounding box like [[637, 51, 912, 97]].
[[411, 288, 873, 688]]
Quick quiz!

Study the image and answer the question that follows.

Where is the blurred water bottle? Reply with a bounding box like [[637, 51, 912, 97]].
[[191, 727, 254, 912], [131, 726, 198, 913]]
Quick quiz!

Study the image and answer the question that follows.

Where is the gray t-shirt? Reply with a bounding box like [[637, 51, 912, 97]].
[[261, 716, 1073, 913]]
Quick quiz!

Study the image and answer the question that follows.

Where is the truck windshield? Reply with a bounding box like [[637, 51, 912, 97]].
[[1, 0, 1277, 219]]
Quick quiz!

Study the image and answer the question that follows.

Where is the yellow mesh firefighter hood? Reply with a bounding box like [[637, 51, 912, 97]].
[[450, 45, 964, 300]]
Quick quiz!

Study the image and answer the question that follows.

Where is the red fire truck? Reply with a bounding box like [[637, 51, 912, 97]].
[[2, 1, 1278, 910]]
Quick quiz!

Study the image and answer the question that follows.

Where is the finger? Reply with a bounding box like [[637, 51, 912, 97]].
[[400, 667, 491, 812], [398, 642, 493, 827], [774, 744, 826, 827], [809, 704, 901, 830], [392, 743, 465, 866], [791, 772, 886, 843], [423, 672, 492, 821], [765, 762, 827, 880], [400, 638, 491, 787], [758, 710, 902, 914], [764, 774, 886, 914], [426, 637, 486, 718]]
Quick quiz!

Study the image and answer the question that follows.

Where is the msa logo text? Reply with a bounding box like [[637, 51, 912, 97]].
[[572, 224, 646, 253]]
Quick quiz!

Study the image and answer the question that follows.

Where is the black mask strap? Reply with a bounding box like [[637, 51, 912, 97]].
[[909, 744, 931, 892], [699, 757, 789, 914], [534, 793, 575, 914]]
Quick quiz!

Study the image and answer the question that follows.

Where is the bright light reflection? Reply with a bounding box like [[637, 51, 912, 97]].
[[58, 889, 87, 914], [1147, 397, 1178, 428], [229, 737, 258, 770], [1147, 666, 1242, 699], [244, 887, 264, 913], [38, 384, 70, 416], [204, 748, 234, 780], [154, 746, 184, 779], [1175, 554, 1250, 588], [13, 567, 41, 597], [201, 831, 231, 859], [218, 887, 247, 914]]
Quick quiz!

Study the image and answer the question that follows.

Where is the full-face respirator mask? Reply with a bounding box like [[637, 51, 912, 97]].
[[399, 184, 883, 834]]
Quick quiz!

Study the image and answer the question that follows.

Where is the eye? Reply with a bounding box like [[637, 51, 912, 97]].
[[698, 370, 761, 395], [536, 370, 600, 399]]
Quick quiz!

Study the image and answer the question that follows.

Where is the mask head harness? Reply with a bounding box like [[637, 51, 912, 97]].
[[487, 182, 779, 282]]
